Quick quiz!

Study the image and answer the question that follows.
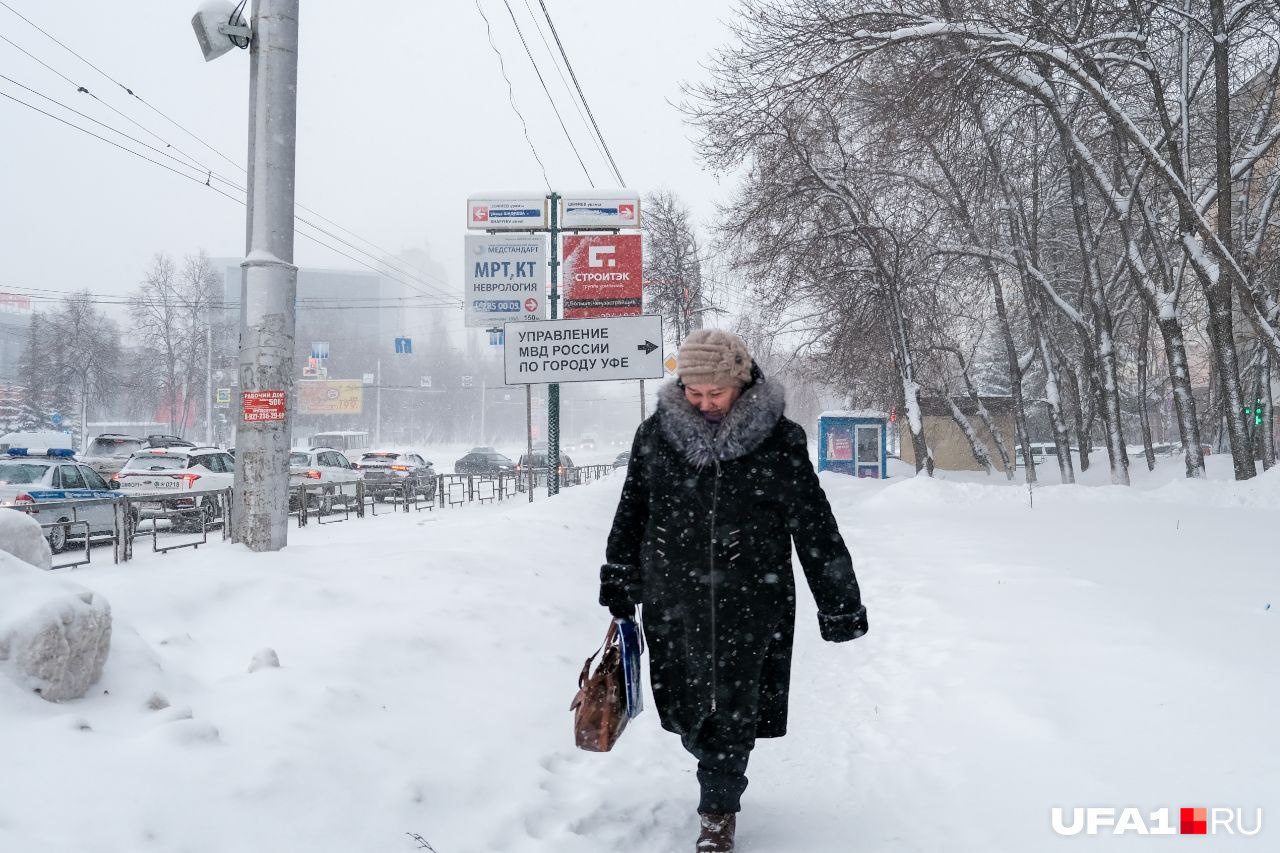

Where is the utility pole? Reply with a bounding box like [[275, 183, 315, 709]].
[[375, 358, 382, 447], [231, 0, 300, 551], [205, 323, 214, 446]]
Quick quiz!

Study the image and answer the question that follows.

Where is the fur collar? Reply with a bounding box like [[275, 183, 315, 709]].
[[656, 377, 786, 468]]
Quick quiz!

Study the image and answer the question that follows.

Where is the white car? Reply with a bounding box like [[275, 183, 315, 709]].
[[114, 446, 235, 531], [289, 447, 361, 513], [0, 447, 119, 552]]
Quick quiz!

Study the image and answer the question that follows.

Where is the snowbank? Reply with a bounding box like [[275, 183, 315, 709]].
[[0, 460, 1275, 850], [0, 508, 53, 570], [0, 549, 112, 701]]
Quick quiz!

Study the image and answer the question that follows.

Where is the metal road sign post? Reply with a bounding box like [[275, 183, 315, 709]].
[[548, 192, 561, 496]]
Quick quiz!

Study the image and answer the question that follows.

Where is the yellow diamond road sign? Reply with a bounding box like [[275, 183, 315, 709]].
[[664, 354, 678, 374]]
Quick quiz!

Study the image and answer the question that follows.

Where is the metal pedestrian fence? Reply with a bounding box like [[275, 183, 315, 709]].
[[3, 466, 621, 569]]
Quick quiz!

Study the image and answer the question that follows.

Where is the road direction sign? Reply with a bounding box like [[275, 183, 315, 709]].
[[560, 192, 641, 229], [504, 315, 664, 385], [467, 195, 548, 230]]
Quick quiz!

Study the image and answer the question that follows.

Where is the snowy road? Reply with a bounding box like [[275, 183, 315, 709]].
[[1, 462, 1276, 852]]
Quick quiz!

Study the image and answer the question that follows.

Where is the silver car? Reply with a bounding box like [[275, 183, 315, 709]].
[[289, 447, 361, 513]]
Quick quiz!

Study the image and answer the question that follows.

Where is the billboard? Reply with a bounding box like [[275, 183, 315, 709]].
[[561, 234, 642, 319], [467, 195, 548, 230], [560, 193, 640, 229], [464, 234, 548, 328], [298, 380, 363, 415]]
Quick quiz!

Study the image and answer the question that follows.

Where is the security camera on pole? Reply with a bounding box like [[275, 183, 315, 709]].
[[194, 0, 300, 551]]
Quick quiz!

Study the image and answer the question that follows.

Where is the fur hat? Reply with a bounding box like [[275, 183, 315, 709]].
[[676, 330, 754, 388]]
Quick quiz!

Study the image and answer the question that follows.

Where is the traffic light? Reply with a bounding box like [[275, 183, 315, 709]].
[[1244, 398, 1265, 427]]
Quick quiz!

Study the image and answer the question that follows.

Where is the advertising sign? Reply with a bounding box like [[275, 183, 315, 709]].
[[243, 390, 287, 423], [562, 234, 642, 319], [828, 429, 853, 461], [467, 195, 548, 230], [464, 234, 547, 328], [215, 388, 232, 405], [504, 315, 664, 385], [0, 293, 33, 313], [298, 380, 363, 415], [560, 193, 640, 229]]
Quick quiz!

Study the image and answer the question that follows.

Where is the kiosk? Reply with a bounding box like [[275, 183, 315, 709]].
[[817, 411, 889, 478]]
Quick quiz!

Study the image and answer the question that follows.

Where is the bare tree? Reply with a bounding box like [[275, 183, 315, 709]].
[[642, 190, 709, 344], [130, 252, 219, 437], [44, 291, 121, 448]]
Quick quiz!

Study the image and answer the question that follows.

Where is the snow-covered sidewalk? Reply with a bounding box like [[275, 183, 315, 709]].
[[0, 463, 1276, 852]]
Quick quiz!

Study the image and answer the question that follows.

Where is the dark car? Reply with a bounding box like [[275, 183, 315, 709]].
[[612, 451, 630, 469], [454, 448, 516, 476], [355, 449, 437, 500], [517, 451, 574, 474]]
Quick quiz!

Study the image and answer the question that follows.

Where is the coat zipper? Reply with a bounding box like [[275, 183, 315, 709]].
[[709, 459, 722, 714]]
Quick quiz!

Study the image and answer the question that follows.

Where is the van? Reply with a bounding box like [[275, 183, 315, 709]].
[[308, 431, 370, 454]]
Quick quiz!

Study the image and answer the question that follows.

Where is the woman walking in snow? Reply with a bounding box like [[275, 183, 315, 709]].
[[600, 329, 869, 853]]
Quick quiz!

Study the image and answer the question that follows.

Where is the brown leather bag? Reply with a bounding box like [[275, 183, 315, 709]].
[[570, 621, 629, 752]]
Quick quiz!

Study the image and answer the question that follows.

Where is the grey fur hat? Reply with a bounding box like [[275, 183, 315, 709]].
[[676, 330, 753, 388]]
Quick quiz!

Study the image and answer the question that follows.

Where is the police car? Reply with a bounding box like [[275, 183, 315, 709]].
[[113, 445, 234, 531], [0, 447, 120, 553]]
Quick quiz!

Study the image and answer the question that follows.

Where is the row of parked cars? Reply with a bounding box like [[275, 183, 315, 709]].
[[1, 427, 632, 554], [0, 430, 445, 552]]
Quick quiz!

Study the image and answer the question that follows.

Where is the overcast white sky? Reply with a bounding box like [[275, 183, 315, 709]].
[[0, 0, 739, 311]]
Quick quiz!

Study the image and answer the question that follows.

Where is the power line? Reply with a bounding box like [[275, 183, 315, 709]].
[[474, 0, 551, 189], [0, 75, 462, 307], [534, 0, 626, 185], [0, 71, 220, 182], [0, 31, 215, 179], [499, 0, 595, 186], [0, 281, 458, 312], [0, 88, 215, 188], [0, 7, 458, 296], [518, 0, 611, 172]]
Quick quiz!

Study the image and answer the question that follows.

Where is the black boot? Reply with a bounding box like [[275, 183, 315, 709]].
[[696, 812, 736, 852]]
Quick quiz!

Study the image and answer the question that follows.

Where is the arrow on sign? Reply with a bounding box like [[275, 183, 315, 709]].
[[637, 340, 658, 355]]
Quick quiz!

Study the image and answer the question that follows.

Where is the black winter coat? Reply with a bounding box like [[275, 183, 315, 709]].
[[600, 377, 867, 743]]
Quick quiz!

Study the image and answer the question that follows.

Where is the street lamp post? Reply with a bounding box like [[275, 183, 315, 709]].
[[197, 0, 301, 551]]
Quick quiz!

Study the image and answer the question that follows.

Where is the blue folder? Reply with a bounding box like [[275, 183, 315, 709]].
[[614, 616, 645, 719]]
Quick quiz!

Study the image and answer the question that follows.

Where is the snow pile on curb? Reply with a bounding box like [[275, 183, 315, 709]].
[[0, 525, 112, 701], [0, 507, 53, 570]]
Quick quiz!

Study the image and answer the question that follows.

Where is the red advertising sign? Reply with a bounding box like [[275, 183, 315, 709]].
[[561, 234, 642, 319], [242, 390, 287, 423]]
